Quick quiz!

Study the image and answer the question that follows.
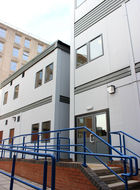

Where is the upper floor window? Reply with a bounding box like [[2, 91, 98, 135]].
[[10, 61, 17, 72], [13, 47, 19, 57], [35, 70, 43, 88], [23, 51, 29, 61], [37, 44, 43, 53], [41, 121, 51, 142], [13, 85, 19, 99], [45, 63, 53, 83], [76, 0, 85, 7], [15, 35, 21, 44], [0, 28, 6, 38], [76, 44, 87, 68], [3, 91, 8, 105], [0, 42, 4, 52], [31, 123, 39, 142], [89, 35, 103, 61], [24, 39, 30, 48]]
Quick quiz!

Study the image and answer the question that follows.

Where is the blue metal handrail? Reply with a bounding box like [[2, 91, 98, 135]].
[[0, 126, 139, 190], [110, 131, 140, 158], [0, 147, 56, 190]]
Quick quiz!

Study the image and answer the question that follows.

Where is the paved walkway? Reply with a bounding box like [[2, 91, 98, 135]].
[[0, 172, 50, 190]]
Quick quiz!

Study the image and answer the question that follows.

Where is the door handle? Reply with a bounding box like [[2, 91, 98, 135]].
[[90, 134, 95, 143]]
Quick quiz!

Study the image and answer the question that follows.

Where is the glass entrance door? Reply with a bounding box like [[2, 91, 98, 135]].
[[76, 111, 109, 163]]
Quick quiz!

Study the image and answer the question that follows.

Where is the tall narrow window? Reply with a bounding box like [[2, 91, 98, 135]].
[[0, 42, 4, 52], [13, 47, 19, 57], [24, 39, 30, 48], [89, 35, 103, 61], [41, 121, 51, 142], [0, 131, 3, 144], [15, 35, 21, 44], [0, 28, 6, 38], [38, 44, 43, 53], [10, 61, 17, 72], [13, 85, 19, 99], [23, 51, 29, 61], [31, 124, 39, 142], [3, 91, 8, 105], [35, 70, 43, 88], [76, 44, 87, 68], [9, 128, 14, 144], [45, 63, 53, 83]]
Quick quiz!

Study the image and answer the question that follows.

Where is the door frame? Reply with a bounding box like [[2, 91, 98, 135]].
[[75, 108, 110, 161]]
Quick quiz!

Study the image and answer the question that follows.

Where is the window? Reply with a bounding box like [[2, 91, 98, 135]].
[[31, 124, 39, 142], [22, 72, 25, 78], [41, 121, 51, 142], [13, 85, 19, 99], [37, 44, 43, 53], [17, 116, 20, 122], [3, 91, 8, 105], [0, 28, 6, 38], [10, 61, 17, 72], [23, 51, 29, 61], [9, 128, 14, 144], [89, 35, 103, 61], [5, 120, 8, 125], [76, 45, 87, 68], [13, 47, 19, 57], [15, 35, 21, 44], [0, 42, 4, 52], [0, 131, 3, 144], [76, 0, 85, 7], [24, 39, 30, 48], [35, 70, 43, 88], [45, 63, 53, 83], [10, 81, 13, 86]]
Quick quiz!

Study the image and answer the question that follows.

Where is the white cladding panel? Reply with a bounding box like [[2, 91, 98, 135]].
[[75, 7, 132, 87]]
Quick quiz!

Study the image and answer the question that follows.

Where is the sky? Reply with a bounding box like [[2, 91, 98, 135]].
[[0, 0, 72, 45]]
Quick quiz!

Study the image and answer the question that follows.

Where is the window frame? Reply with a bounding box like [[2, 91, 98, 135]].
[[35, 69, 43, 88], [0, 131, 3, 144], [31, 123, 39, 142], [44, 63, 53, 83], [0, 28, 6, 38], [22, 51, 29, 61], [13, 84, 19, 99], [89, 35, 104, 62], [15, 34, 21, 44], [3, 91, 8, 105], [13, 47, 19, 57], [76, 43, 88, 69], [41, 121, 51, 143], [24, 38, 30, 48]]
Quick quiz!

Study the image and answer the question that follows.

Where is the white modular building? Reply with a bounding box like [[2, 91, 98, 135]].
[[70, 0, 140, 165], [0, 40, 70, 152]]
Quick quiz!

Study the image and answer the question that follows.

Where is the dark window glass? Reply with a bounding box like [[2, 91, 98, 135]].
[[3, 91, 8, 105], [13, 85, 19, 99], [0, 131, 3, 144], [31, 124, 39, 142], [45, 63, 53, 83], [9, 128, 14, 144], [35, 70, 43, 88], [41, 121, 51, 142]]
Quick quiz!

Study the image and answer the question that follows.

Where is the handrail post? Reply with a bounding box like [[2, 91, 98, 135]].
[[22, 137, 25, 159], [1, 140, 4, 158], [123, 158, 128, 190], [10, 154, 16, 190], [10, 138, 13, 159], [109, 133, 113, 162], [43, 160, 48, 190], [123, 135, 126, 155], [51, 156, 56, 190], [68, 138, 70, 160], [119, 134, 123, 161], [36, 135, 40, 160], [82, 131, 87, 167], [56, 133, 60, 162]]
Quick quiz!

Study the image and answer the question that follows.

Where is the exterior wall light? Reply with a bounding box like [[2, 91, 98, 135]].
[[107, 85, 116, 94]]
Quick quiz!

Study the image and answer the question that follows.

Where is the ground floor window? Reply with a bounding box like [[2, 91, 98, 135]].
[[9, 128, 14, 144], [0, 131, 3, 144], [41, 121, 51, 142], [31, 123, 39, 142]]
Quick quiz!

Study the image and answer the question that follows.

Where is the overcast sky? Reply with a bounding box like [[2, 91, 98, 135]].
[[0, 0, 72, 45]]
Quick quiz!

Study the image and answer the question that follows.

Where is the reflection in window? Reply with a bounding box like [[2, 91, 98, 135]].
[[0, 42, 4, 52], [24, 39, 30, 48], [90, 36, 103, 61], [23, 51, 29, 61], [45, 63, 53, 83], [35, 70, 43, 88], [13, 85, 19, 99], [15, 35, 21, 44], [3, 91, 8, 105], [13, 47, 19, 57], [76, 45, 87, 68], [77, 116, 92, 138], [0, 28, 6, 38], [96, 113, 107, 136], [38, 44, 43, 53], [41, 121, 51, 142], [76, 0, 85, 7], [10, 61, 17, 72], [31, 124, 39, 142]]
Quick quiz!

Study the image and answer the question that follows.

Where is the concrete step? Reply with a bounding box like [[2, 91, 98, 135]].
[[108, 180, 140, 190], [92, 167, 122, 176], [100, 173, 122, 184]]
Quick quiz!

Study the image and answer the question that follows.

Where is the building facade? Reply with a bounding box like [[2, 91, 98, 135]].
[[0, 41, 70, 156], [0, 22, 49, 83], [70, 0, 140, 165]]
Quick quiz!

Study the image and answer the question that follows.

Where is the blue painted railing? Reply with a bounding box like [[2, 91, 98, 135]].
[[0, 126, 139, 190], [0, 147, 56, 190], [110, 131, 140, 159]]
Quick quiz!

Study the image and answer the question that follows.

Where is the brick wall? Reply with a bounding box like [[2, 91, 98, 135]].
[[0, 159, 97, 190]]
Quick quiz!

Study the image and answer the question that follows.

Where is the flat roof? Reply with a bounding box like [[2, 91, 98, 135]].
[[0, 40, 70, 89]]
